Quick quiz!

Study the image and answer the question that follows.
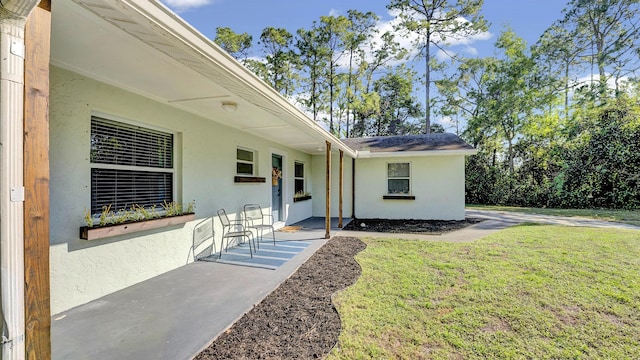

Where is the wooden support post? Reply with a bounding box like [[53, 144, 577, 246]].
[[338, 150, 343, 228], [24, 2, 52, 359], [351, 158, 356, 219], [324, 141, 331, 239]]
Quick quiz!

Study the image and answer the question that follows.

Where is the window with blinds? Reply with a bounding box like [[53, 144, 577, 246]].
[[294, 162, 305, 194], [90, 116, 174, 214], [387, 162, 411, 195]]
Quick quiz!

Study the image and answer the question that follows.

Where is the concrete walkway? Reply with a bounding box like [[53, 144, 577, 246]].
[[52, 218, 342, 360], [51, 212, 638, 359]]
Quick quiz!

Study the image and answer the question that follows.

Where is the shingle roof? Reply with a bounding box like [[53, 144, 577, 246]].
[[341, 133, 475, 153]]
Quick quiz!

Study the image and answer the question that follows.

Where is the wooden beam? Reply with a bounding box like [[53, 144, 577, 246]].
[[24, 4, 52, 360], [324, 141, 331, 239], [351, 158, 356, 219], [338, 150, 343, 228]]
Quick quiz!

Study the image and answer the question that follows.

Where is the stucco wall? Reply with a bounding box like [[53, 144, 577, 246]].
[[49, 67, 314, 313], [352, 155, 466, 220], [311, 153, 354, 219]]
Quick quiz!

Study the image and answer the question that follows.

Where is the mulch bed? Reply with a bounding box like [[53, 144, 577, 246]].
[[343, 217, 484, 234], [194, 236, 366, 360]]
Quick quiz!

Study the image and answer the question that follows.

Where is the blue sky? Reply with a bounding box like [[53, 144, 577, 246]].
[[163, 0, 569, 59]]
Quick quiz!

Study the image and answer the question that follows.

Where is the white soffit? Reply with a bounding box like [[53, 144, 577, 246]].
[[50, 0, 356, 157]]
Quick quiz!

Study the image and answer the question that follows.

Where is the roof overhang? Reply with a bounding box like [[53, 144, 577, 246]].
[[356, 149, 478, 158], [50, 0, 356, 157]]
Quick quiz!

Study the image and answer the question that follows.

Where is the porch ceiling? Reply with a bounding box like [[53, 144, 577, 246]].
[[50, 0, 355, 157]]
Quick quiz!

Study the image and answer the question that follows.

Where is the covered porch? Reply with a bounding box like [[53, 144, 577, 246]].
[[51, 218, 349, 360]]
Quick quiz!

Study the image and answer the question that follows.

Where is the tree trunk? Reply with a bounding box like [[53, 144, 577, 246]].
[[424, 33, 432, 134]]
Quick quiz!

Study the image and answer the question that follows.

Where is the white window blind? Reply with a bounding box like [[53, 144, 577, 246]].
[[90, 116, 174, 214]]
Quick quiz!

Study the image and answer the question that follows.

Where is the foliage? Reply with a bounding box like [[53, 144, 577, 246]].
[[84, 201, 195, 228], [209, 1, 640, 210], [330, 225, 640, 359], [213, 27, 252, 61]]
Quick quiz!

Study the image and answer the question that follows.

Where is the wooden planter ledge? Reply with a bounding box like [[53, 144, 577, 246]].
[[79, 213, 196, 241], [383, 195, 416, 200], [293, 195, 312, 202]]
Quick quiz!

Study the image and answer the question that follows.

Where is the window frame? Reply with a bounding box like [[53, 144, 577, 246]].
[[386, 162, 411, 195], [89, 114, 176, 215], [294, 161, 305, 195], [236, 147, 257, 176]]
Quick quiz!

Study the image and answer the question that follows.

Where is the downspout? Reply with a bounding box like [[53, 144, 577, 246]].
[[0, 1, 40, 359]]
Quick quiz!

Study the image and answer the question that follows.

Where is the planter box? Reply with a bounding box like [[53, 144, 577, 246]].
[[293, 195, 312, 202], [79, 213, 196, 241]]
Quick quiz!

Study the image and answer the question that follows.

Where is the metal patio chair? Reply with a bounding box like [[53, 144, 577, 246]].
[[217, 208, 255, 258], [243, 204, 276, 249], [192, 217, 216, 261]]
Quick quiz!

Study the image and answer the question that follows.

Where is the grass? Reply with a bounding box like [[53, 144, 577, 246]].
[[330, 225, 640, 359], [467, 204, 640, 226]]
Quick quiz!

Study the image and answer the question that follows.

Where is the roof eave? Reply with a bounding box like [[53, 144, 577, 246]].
[[356, 149, 478, 158]]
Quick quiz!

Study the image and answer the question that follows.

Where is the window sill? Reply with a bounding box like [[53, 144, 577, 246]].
[[293, 195, 312, 202], [234, 176, 266, 183], [383, 195, 416, 200], [79, 213, 195, 240]]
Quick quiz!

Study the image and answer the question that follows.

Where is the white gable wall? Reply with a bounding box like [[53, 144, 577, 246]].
[[49, 66, 314, 314], [352, 155, 466, 220]]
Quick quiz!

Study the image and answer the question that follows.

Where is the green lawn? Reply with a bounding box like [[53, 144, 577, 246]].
[[467, 204, 640, 226], [330, 225, 640, 359]]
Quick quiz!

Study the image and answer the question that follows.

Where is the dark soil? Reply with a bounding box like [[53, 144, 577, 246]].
[[194, 236, 366, 360], [343, 217, 484, 234]]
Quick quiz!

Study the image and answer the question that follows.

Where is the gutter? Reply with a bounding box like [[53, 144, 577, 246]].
[[0, 1, 40, 359], [355, 149, 478, 158]]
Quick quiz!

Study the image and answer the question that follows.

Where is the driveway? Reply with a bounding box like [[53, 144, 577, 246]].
[[338, 209, 640, 243]]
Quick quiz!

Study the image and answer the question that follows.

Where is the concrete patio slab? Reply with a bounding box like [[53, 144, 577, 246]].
[[51, 218, 348, 360]]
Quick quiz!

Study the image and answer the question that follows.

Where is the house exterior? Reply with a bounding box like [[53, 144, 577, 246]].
[[343, 134, 476, 221], [0, 0, 473, 358]]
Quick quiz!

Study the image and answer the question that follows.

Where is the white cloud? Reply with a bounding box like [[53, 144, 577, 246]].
[[329, 8, 341, 17], [332, 9, 492, 69], [161, 0, 213, 11]]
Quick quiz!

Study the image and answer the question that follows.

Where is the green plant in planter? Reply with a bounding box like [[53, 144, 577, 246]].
[[99, 204, 113, 227], [83, 208, 94, 227], [294, 191, 311, 199], [113, 208, 130, 224], [186, 200, 196, 214], [162, 200, 182, 216]]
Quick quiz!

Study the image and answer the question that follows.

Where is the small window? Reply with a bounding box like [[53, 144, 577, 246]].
[[237, 148, 256, 176], [90, 116, 174, 214], [387, 162, 410, 195], [294, 162, 305, 194]]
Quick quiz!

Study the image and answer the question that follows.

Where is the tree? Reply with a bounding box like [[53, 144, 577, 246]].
[[559, 0, 640, 98], [372, 65, 423, 136], [318, 15, 350, 134], [295, 26, 329, 121], [213, 27, 252, 61], [387, 0, 487, 134], [342, 10, 379, 137], [534, 24, 586, 121], [258, 27, 296, 96]]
